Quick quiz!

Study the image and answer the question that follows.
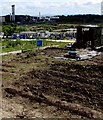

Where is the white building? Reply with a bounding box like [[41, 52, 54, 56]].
[[0, 16, 5, 23], [0, 32, 4, 39]]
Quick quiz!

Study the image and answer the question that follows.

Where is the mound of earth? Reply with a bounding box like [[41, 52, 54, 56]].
[[1, 47, 103, 119]]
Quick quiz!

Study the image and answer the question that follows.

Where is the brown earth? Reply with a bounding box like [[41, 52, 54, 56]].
[[1, 47, 103, 119]]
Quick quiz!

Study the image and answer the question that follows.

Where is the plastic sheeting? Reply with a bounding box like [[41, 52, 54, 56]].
[[55, 51, 101, 61]]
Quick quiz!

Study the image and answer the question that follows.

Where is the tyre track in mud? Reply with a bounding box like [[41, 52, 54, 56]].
[[4, 87, 103, 119]]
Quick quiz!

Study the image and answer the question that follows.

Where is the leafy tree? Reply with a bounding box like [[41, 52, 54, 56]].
[[14, 26, 30, 33], [2, 25, 15, 38], [48, 27, 53, 32]]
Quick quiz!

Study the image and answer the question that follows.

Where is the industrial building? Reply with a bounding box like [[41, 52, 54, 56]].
[[73, 25, 103, 48]]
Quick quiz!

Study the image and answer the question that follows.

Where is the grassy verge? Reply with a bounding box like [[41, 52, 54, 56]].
[[1, 39, 69, 53]]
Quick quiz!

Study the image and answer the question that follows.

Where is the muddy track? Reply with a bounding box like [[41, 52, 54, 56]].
[[4, 88, 103, 118]]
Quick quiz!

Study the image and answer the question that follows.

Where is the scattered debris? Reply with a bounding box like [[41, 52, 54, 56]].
[[55, 49, 102, 61]]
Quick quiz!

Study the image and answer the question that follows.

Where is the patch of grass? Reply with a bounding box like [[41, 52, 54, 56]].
[[1, 40, 69, 53]]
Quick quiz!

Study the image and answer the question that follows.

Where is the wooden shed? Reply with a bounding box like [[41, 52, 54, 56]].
[[73, 25, 103, 48]]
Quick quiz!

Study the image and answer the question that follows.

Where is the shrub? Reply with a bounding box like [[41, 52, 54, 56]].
[[6, 40, 22, 48]]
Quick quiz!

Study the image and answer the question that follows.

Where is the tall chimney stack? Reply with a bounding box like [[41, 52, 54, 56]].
[[12, 5, 15, 22], [39, 12, 41, 19]]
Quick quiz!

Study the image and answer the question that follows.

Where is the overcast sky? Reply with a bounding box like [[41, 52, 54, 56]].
[[0, 0, 102, 16]]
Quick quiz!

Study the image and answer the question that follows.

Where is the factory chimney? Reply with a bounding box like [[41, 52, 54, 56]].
[[10, 13, 12, 22], [12, 5, 15, 22], [39, 12, 41, 19]]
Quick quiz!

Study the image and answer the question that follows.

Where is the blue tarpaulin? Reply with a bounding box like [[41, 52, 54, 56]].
[[36, 40, 43, 46], [69, 35, 73, 38], [59, 34, 62, 38], [19, 36, 23, 39], [13, 35, 18, 39], [23, 34, 26, 39], [33, 35, 37, 38]]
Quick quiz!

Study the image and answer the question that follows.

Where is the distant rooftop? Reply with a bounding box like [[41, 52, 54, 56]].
[[20, 31, 36, 34], [79, 25, 101, 28]]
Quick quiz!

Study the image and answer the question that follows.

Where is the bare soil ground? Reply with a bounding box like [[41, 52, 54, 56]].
[[1, 47, 103, 119]]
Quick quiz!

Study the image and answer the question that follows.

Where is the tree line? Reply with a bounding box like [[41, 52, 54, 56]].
[[54, 14, 103, 24]]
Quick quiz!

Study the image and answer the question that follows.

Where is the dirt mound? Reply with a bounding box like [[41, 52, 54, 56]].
[[2, 48, 103, 118]]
